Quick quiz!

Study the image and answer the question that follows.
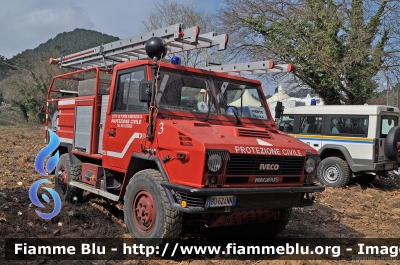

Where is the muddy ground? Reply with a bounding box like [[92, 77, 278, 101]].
[[1, 125, 400, 265]]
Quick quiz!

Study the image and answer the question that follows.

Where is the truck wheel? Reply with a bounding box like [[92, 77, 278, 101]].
[[55, 153, 83, 202], [317, 157, 350, 187], [385, 126, 400, 161], [124, 169, 182, 246]]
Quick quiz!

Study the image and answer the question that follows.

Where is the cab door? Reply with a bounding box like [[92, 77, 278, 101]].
[[378, 114, 399, 163], [103, 67, 148, 170]]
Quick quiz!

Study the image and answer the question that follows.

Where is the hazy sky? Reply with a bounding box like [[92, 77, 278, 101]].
[[0, 1, 391, 96], [0, 0, 222, 59]]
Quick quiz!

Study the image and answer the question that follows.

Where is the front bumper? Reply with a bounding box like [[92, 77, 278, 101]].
[[161, 182, 324, 213]]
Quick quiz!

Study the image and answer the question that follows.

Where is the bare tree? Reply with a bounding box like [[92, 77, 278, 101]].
[[218, 0, 400, 105], [141, 0, 219, 67], [0, 57, 65, 123]]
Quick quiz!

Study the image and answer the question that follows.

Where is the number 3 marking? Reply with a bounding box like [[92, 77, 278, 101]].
[[158, 122, 164, 134]]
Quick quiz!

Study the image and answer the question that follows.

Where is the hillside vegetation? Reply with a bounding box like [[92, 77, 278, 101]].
[[0, 29, 119, 123]]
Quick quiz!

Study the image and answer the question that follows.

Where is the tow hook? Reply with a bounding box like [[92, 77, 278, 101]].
[[225, 214, 231, 225], [274, 211, 281, 220], [305, 192, 315, 201]]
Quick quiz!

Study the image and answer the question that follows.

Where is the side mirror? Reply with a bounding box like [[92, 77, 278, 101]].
[[139, 81, 152, 102], [275, 101, 284, 119]]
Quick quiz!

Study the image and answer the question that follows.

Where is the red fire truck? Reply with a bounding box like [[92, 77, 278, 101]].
[[46, 24, 324, 244]]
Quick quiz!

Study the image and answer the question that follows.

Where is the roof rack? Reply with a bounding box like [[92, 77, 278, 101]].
[[49, 23, 228, 70]]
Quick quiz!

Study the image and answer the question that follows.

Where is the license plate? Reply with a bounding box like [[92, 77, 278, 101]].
[[205, 195, 236, 208], [385, 163, 398, 170]]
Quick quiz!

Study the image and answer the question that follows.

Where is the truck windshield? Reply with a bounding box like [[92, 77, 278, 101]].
[[213, 79, 270, 121], [156, 68, 270, 121], [157, 69, 216, 115]]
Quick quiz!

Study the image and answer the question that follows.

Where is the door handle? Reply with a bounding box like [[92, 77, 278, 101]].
[[108, 131, 116, 136], [313, 144, 319, 147]]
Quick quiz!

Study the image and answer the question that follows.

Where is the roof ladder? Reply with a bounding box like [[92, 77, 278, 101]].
[[200, 60, 293, 75], [49, 23, 229, 70]]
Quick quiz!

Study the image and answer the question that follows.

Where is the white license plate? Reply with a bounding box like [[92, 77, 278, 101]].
[[205, 195, 236, 208], [385, 163, 397, 170]]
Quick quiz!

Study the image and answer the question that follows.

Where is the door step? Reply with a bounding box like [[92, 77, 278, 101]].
[[69, 181, 119, 201]]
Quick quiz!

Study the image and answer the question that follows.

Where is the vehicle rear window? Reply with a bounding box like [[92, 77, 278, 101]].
[[380, 115, 399, 138]]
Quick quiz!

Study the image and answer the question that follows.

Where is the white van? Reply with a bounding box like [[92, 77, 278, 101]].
[[275, 105, 400, 187]]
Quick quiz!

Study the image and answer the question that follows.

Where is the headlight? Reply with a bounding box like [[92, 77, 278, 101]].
[[305, 158, 316, 173], [207, 154, 223, 172]]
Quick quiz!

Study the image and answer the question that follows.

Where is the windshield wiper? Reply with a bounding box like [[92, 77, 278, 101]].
[[204, 103, 242, 125], [204, 104, 211, 122], [217, 82, 242, 124], [227, 105, 242, 125]]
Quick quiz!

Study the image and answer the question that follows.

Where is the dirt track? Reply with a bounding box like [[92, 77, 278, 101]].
[[1, 125, 400, 264]]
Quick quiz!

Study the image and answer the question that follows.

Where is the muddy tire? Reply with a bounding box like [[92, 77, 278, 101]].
[[124, 169, 182, 246], [385, 126, 400, 161], [54, 153, 83, 202], [317, 157, 350, 187]]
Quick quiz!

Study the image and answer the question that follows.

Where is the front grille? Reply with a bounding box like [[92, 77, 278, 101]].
[[282, 177, 301, 183], [225, 177, 249, 184], [227, 155, 304, 175]]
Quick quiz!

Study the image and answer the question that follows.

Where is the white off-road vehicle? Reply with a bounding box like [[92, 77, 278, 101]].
[[276, 105, 400, 187]]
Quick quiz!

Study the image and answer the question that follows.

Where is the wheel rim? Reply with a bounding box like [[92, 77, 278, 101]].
[[57, 166, 68, 194], [133, 190, 156, 233], [323, 165, 340, 184]]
